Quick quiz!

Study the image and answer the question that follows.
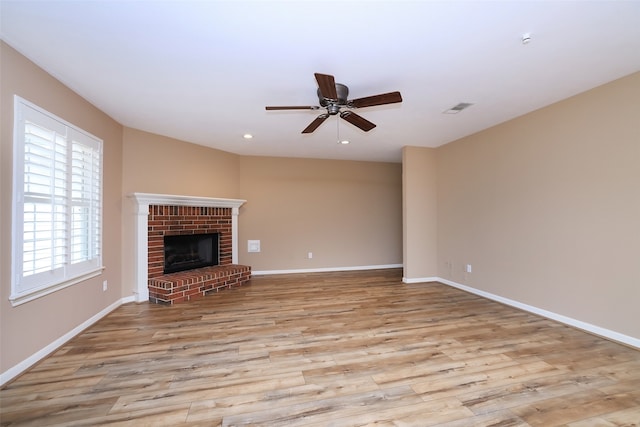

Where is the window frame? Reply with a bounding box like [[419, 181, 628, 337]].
[[10, 96, 104, 306]]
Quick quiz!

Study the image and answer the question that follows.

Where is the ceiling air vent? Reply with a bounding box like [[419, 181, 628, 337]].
[[443, 102, 474, 114]]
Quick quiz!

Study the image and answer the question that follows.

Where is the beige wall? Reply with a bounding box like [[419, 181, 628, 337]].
[[237, 156, 402, 271], [121, 127, 240, 198], [402, 146, 438, 279], [0, 42, 124, 374], [429, 72, 639, 339]]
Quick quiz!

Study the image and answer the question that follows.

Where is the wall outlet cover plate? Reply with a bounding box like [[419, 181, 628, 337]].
[[248, 240, 261, 253]]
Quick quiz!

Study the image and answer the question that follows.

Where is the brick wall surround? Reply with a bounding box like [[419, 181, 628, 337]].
[[147, 205, 233, 278], [147, 204, 250, 304]]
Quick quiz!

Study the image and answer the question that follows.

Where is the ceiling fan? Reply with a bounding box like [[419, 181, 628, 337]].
[[266, 73, 402, 134]]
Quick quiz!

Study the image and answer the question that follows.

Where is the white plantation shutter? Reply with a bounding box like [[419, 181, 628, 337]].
[[12, 97, 103, 305], [68, 132, 102, 273], [22, 119, 68, 280]]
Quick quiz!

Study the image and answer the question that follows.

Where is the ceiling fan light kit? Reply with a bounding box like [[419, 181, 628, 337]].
[[266, 73, 402, 134]]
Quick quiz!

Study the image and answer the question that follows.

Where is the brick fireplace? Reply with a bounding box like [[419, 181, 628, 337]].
[[129, 193, 249, 303], [147, 205, 232, 278]]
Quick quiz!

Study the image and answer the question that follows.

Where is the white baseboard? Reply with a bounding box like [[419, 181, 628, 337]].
[[252, 264, 402, 276], [408, 276, 639, 349], [121, 295, 136, 304], [403, 276, 439, 284], [0, 297, 128, 387]]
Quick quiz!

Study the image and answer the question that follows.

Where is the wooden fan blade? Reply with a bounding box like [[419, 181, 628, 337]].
[[266, 106, 319, 110], [302, 114, 329, 133], [340, 111, 376, 132], [314, 73, 338, 100], [350, 91, 402, 108]]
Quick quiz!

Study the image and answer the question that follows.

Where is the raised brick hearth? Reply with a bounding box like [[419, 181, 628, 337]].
[[145, 203, 250, 304], [148, 264, 251, 304]]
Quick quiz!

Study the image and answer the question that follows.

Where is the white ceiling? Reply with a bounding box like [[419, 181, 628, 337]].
[[2, 1, 639, 163]]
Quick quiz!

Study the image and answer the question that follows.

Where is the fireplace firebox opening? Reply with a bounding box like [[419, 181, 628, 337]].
[[163, 233, 219, 274]]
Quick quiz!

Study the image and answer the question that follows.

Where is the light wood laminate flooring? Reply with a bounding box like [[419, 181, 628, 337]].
[[1, 269, 639, 426]]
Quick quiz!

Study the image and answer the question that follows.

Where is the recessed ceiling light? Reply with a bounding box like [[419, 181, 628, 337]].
[[339, 140, 350, 145], [243, 133, 253, 139]]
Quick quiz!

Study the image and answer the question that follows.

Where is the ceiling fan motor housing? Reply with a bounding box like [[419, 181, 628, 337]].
[[318, 83, 349, 114]]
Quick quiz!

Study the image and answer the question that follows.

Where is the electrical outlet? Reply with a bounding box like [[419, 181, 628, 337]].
[[466, 264, 472, 273], [102, 280, 108, 291], [307, 252, 313, 259]]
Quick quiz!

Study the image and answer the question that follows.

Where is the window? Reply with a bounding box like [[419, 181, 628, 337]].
[[11, 96, 103, 305]]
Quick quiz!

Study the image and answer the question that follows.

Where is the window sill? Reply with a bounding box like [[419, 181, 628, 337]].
[[9, 267, 105, 307]]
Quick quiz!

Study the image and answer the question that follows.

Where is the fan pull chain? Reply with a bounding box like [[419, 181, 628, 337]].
[[337, 116, 349, 145]]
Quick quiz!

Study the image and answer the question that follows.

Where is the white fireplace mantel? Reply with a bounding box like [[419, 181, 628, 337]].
[[128, 193, 246, 302]]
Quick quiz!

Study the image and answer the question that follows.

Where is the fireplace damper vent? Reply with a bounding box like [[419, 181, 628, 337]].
[[163, 233, 219, 274]]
